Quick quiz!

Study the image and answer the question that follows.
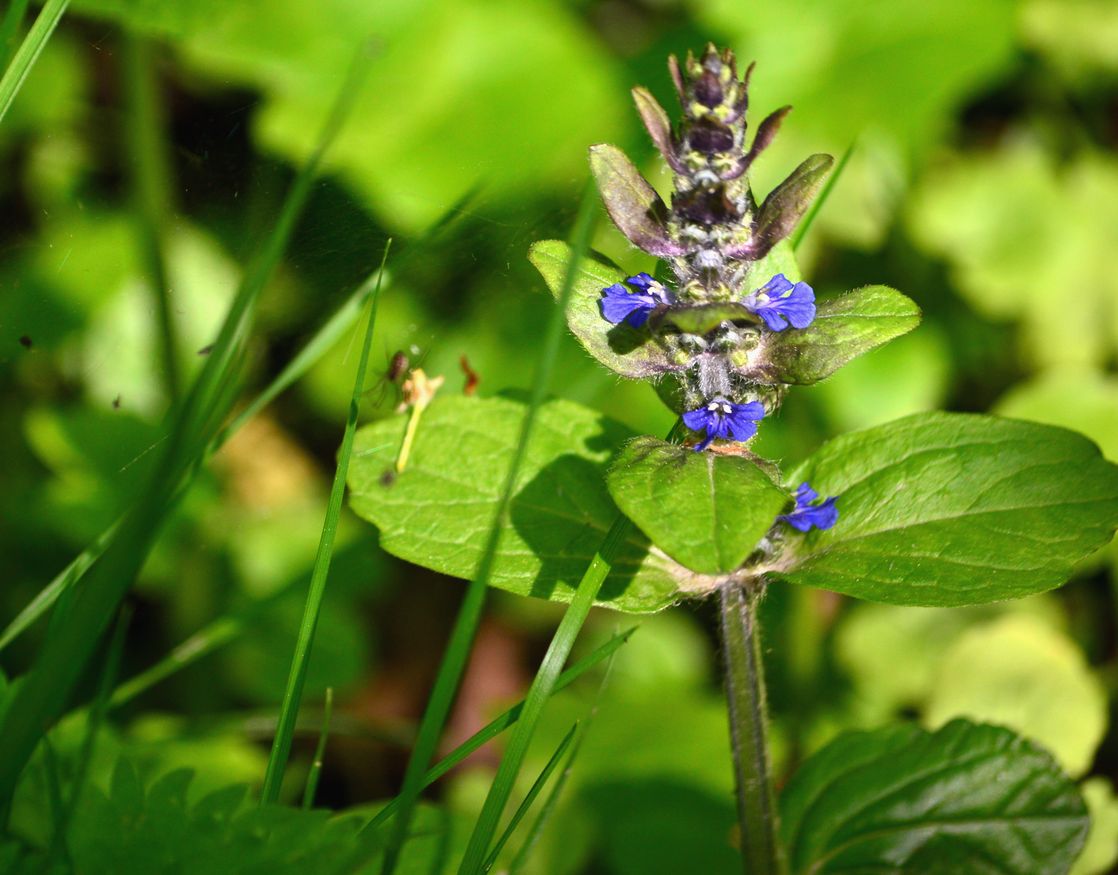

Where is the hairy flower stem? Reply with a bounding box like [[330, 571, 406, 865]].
[[719, 577, 786, 875]]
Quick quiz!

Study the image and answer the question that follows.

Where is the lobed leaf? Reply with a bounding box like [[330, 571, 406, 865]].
[[750, 285, 921, 384], [528, 239, 679, 379], [607, 437, 787, 574], [347, 395, 707, 613], [780, 719, 1087, 874], [770, 412, 1118, 606]]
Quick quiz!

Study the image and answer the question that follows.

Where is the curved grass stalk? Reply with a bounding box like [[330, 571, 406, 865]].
[[0, 0, 69, 127], [0, 45, 373, 807], [259, 243, 390, 804], [378, 188, 599, 875]]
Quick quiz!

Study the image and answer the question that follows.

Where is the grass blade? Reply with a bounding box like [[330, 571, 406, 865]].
[[361, 626, 634, 834], [302, 687, 334, 810], [259, 242, 391, 805], [507, 629, 619, 874], [0, 522, 118, 654], [790, 140, 855, 251], [51, 606, 130, 866], [0, 189, 476, 657], [122, 31, 180, 400], [378, 188, 598, 875], [0, 0, 68, 127], [456, 421, 683, 875], [0, 0, 30, 71], [481, 724, 578, 873], [0, 46, 372, 807]]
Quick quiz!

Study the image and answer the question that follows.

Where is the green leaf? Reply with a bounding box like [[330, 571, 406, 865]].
[[650, 302, 759, 336], [780, 719, 1088, 875], [528, 239, 679, 379], [925, 615, 1106, 777], [347, 395, 705, 612], [770, 413, 1118, 606], [754, 285, 921, 385], [607, 437, 786, 575]]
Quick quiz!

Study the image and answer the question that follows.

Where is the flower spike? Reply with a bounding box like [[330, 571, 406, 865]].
[[682, 397, 764, 451], [778, 482, 838, 532], [743, 273, 816, 331]]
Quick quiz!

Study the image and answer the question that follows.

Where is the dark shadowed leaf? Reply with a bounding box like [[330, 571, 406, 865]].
[[528, 239, 680, 380], [347, 395, 708, 612], [751, 285, 920, 384], [770, 413, 1118, 606], [607, 437, 787, 574], [781, 719, 1088, 875]]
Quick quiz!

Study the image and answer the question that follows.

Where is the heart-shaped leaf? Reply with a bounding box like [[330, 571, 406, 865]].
[[770, 412, 1118, 606], [749, 285, 921, 384], [528, 240, 681, 379], [607, 437, 787, 574], [347, 395, 710, 613], [781, 719, 1088, 875]]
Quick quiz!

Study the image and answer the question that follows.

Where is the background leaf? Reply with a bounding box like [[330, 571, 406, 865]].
[[780, 719, 1088, 874], [925, 615, 1107, 777], [771, 413, 1118, 606]]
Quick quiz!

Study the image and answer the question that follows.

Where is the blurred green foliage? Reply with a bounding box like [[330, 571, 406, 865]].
[[2, 0, 1118, 871]]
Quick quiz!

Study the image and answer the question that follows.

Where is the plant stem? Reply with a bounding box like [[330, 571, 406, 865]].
[[719, 578, 785, 875]]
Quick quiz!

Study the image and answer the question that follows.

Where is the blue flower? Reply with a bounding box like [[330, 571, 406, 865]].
[[778, 482, 838, 532], [681, 397, 765, 451], [599, 272, 672, 328], [743, 274, 815, 331]]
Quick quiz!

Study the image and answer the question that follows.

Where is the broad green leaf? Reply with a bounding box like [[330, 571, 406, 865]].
[[780, 719, 1088, 874], [753, 285, 920, 385], [73, 0, 627, 233], [770, 413, 1118, 606], [528, 240, 679, 380], [347, 395, 707, 612], [925, 615, 1106, 777], [607, 437, 787, 575]]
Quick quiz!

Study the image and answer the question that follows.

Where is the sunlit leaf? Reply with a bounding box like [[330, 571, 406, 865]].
[[607, 437, 786, 574], [771, 413, 1118, 606], [347, 395, 706, 612]]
